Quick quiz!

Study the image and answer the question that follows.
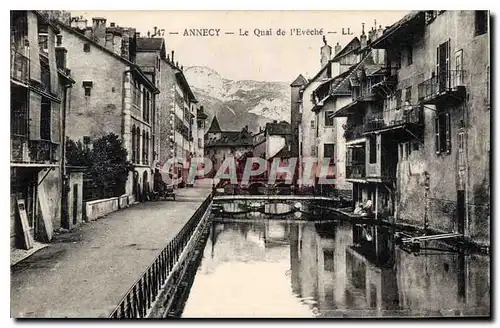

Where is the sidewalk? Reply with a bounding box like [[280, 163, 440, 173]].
[[10, 185, 212, 318]]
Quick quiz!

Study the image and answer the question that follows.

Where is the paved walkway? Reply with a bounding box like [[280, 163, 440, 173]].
[[10, 185, 212, 318]]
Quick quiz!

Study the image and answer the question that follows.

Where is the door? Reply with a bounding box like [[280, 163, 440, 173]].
[[457, 190, 465, 234], [437, 40, 450, 92], [72, 184, 78, 225]]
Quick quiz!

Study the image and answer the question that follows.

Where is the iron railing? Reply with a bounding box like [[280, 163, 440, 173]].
[[10, 48, 29, 84], [109, 194, 213, 318], [418, 70, 465, 101], [364, 105, 424, 132], [28, 140, 57, 163]]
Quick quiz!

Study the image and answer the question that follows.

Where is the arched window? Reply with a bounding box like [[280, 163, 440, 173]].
[[136, 127, 141, 164], [131, 124, 136, 163], [142, 129, 146, 165], [145, 131, 150, 164]]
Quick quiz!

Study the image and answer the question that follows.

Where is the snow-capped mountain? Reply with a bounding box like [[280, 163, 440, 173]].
[[184, 66, 290, 133]]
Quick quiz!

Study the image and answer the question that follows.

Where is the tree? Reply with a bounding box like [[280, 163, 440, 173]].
[[89, 133, 134, 198], [66, 133, 134, 200]]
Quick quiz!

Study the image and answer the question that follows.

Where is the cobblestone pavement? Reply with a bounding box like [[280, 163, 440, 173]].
[[10, 185, 212, 318]]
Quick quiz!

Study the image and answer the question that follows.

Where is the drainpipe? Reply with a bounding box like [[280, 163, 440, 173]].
[[61, 83, 71, 229], [375, 184, 378, 221]]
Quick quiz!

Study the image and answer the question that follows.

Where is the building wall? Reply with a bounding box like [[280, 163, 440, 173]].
[[318, 97, 349, 191], [61, 29, 126, 141], [299, 81, 322, 186], [290, 85, 302, 156], [266, 135, 286, 160], [395, 11, 490, 244]]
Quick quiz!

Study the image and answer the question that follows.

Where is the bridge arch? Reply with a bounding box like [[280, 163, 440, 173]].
[[248, 182, 266, 195]]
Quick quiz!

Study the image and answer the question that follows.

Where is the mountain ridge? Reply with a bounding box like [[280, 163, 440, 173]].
[[184, 66, 291, 133]]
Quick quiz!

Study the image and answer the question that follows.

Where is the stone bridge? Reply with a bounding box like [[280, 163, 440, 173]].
[[212, 194, 351, 217]]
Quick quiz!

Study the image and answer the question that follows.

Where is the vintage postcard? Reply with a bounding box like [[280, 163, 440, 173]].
[[10, 10, 490, 318]]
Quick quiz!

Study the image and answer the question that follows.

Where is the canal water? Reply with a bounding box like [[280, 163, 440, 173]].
[[181, 213, 490, 318]]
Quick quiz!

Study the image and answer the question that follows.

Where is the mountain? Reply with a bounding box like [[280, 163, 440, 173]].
[[184, 66, 291, 133]]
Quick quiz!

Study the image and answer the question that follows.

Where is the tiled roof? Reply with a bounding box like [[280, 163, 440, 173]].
[[136, 37, 164, 51], [207, 116, 221, 133], [290, 74, 308, 87], [205, 130, 253, 148], [266, 121, 291, 135]]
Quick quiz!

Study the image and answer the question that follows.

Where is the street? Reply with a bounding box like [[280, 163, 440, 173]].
[[11, 186, 211, 318]]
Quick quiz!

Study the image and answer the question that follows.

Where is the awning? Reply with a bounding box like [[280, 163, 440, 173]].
[[330, 99, 363, 118], [371, 11, 425, 49]]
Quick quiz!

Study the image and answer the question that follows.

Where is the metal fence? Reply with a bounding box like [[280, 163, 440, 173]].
[[109, 193, 213, 318]]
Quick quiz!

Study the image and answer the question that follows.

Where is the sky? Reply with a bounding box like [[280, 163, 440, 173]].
[[71, 10, 407, 83]]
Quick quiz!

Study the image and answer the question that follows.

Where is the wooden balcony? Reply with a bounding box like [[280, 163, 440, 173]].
[[364, 105, 424, 142], [346, 163, 366, 180], [11, 137, 58, 164], [418, 70, 466, 106], [343, 123, 365, 142]]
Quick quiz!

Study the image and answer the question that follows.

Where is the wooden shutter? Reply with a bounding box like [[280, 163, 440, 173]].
[[29, 92, 42, 140], [50, 102, 60, 144], [436, 45, 440, 84], [435, 116, 440, 154], [445, 112, 451, 153], [446, 40, 451, 88]]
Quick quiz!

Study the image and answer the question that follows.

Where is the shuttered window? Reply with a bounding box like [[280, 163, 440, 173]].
[[435, 112, 451, 154]]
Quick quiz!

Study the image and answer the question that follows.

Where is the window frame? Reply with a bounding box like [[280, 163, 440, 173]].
[[435, 111, 451, 154], [324, 111, 334, 127], [369, 136, 377, 164]]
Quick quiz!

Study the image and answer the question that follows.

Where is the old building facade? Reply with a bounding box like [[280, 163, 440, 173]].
[[60, 17, 159, 203], [331, 11, 489, 246], [10, 11, 75, 248], [204, 116, 254, 177]]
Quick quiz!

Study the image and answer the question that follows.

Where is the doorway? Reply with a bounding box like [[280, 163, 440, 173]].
[[72, 184, 78, 225], [457, 190, 465, 234]]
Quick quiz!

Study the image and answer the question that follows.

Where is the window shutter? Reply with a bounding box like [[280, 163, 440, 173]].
[[29, 92, 42, 140], [435, 116, 440, 154], [436, 45, 440, 83], [50, 102, 60, 144], [445, 112, 451, 153]]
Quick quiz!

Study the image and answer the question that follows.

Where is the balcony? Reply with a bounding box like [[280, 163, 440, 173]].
[[346, 163, 366, 180], [418, 70, 466, 105], [10, 48, 29, 84], [11, 137, 57, 164], [364, 105, 424, 141], [29, 140, 57, 163], [343, 124, 365, 141]]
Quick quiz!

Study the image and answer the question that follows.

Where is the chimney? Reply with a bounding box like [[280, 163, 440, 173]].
[[121, 29, 130, 60], [360, 23, 367, 49], [176, 61, 179, 67], [135, 32, 140, 38], [92, 17, 107, 46], [334, 42, 342, 55], [166, 54, 170, 62], [320, 36, 332, 69], [171, 51, 175, 64], [377, 25, 384, 38], [70, 16, 88, 30], [110, 22, 115, 27]]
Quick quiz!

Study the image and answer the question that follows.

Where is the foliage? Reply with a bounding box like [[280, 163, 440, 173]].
[[66, 133, 134, 200], [65, 138, 90, 167]]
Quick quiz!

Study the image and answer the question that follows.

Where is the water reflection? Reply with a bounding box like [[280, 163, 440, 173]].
[[181, 216, 490, 318]]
